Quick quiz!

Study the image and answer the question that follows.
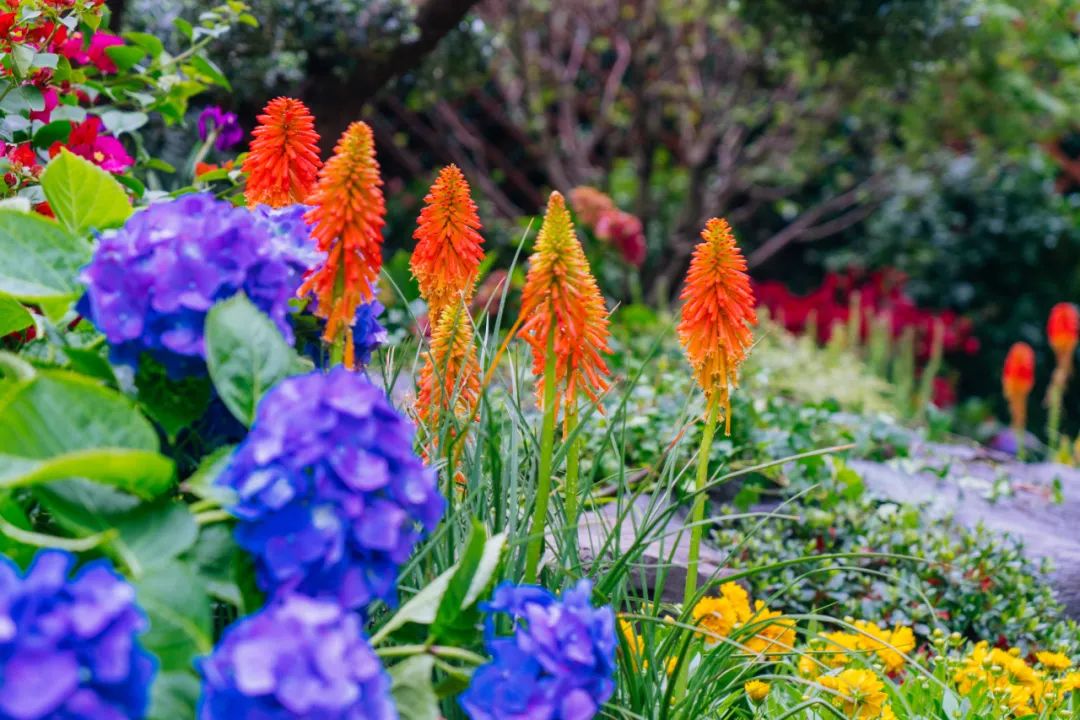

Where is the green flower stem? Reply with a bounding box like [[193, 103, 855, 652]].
[[329, 262, 347, 367], [524, 320, 559, 583], [1047, 371, 1065, 455], [683, 399, 719, 605], [564, 408, 580, 530], [673, 399, 719, 706]]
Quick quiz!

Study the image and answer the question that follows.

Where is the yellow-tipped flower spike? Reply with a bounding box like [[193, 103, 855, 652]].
[[518, 191, 612, 419], [411, 165, 485, 325], [416, 300, 481, 431], [298, 121, 385, 369], [677, 218, 756, 434]]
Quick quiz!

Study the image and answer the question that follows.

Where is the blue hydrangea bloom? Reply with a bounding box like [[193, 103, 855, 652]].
[[0, 551, 155, 720], [460, 580, 616, 720], [198, 594, 397, 719], [350, 297, 388, 366], [79, 193, 317, 377], [216, 367, 444, 610]]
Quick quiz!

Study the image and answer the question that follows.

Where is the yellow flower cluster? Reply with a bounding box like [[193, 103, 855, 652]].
[[691, 582, 796, 655], [954, 642, 1079, 717], [818, 621, 916, 674], [818, 668, 896, 720]]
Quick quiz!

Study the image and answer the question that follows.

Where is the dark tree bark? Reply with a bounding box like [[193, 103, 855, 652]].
[[304, 0, 482, 146], [106, 0, 127, 29]]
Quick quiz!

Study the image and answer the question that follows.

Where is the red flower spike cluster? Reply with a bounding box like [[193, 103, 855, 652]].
[[416, 301, 481, 430], [242, 97, 322, 208], [755, 269, 979, 360], [569, 186, 646, 267], [677, 218, 756, 434], [518, 191, 612, 419], [1048, 302, 1079, 377], [411, 165, 485, 324], [298, 121, 386, 370], [1002, 342, 1036, 432]]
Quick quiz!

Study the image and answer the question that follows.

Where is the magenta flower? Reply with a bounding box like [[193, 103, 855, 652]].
[[58, 31, 124, 73], [50, 116, 133, 174]]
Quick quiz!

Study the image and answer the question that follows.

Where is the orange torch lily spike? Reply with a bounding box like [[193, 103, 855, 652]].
[[242, 97, 321, 208], [416, 300, 481, 432], [298, 121, 385, 369], [1048, 303, 1078, 378], [411, 165, 485, 325], [518, 191, 612, 420], [1003, 341, 1035, 458], [677, 217, 757, 434]]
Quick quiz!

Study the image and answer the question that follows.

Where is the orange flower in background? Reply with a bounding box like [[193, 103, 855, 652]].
[[298, 121, 385, 369], [569, 186, 616, 226], [1048, 302, 1079, 375], [518, 191, 611, 418], [1003, 341, 1036, 431], [677, 218, 756, 433], [411, 165, 485, 324], [242, 97, 321, 208], [416, 301, 481, 429]]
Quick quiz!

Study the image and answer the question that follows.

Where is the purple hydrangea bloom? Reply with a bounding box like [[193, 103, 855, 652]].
[[79, 193, 317, 377], [0, 551, 155, 720], [351, 297, 388, 366], [198, 594, 397, 719], [216, 367, 444, 610], [460, 580, 616, 720], [198, 106, 244, 151]]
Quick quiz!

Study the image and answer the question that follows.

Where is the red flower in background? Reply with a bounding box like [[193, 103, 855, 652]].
[[1047, 302, 1079, 374], [49, 116, 133, 173], [569, 186, 648, 267], [1002, 341, 1035, 431]]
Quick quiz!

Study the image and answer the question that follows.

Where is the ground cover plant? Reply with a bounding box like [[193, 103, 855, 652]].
[[5, 2, 1080, 720]]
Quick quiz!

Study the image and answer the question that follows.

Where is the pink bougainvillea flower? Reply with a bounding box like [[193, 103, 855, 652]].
[[49, 116, 133, 174], [29, 86, 58, 123], [58, 31, 123, 73]]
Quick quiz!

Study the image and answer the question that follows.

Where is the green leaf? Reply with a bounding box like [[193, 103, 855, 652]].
[[136, 560, 213, 671], [375, 530, 506, 642], [104, 45, 146, 71], [61, 345, 117, 386], [174, 17, 194, 41], [41, 149, 132, 236], [32, 119, 72, 148], [0, 85, 43, 114], [431, 520, 488, 644], [0, 294, 32, 335], [205, 293, 306, 427], [148, 672, 199, 720], [182, 523, 249, 609], [0, 371, 174, 498], [182, 444, 237, 506], [136, 356, 212, 440], [0, 209, 88, 308], [389, 656, 439, 720], [124, 32, 165, 59], [100, 109, 149, 135], [189, 55, 231, 90], [0, 449, 174, 498]]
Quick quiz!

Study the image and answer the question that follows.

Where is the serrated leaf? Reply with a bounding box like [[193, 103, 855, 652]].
[[0, 208, 88, 308], [41, 148, 132, 236], [205, 293, 305, 427]]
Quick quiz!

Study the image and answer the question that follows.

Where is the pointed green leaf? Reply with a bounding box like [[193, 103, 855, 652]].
[[0, 209, 88, 307], [41, 148, 132, 236]]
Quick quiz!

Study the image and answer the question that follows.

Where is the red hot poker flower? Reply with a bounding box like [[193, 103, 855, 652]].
[[1002, 341, 1035, 431], [677, 218, 756, 433], [242, 97, 321, 209], [298, 121, 385, 370], [416, 300, 481, 431], [411, 165, 485, 324], [517, 191, 611, 419], [1048, 302, 1079, 375]]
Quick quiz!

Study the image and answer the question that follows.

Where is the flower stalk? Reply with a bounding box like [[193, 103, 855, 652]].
[[524, 320, 558, 583]]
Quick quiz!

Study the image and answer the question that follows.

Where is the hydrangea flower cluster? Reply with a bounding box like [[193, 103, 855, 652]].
[[0, 551, 155, 720], [198, 594, 397, 719], [79, 193, 317, 377], [216, 367, 444, 610], [460, 580, 616, 720]]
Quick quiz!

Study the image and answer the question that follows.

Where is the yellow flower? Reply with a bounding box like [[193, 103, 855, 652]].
[[818, 668, 889, 719], [1036, 651, 1073, 672], [744, 601, 796, 656], [744, 680, 771, 702], [799, 653, 823, 678], [692, 582, 752, 644], [880, 706, 897, 720], [822, 631, 864, 667]]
